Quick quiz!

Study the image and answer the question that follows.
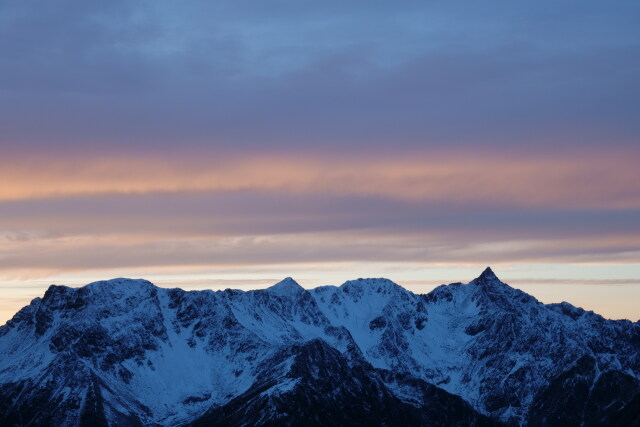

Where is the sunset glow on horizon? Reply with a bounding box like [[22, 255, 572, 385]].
[[1, 0, 639, 323]]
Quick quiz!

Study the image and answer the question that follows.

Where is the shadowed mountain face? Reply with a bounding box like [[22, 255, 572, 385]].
[[0, 269, 638, 426]]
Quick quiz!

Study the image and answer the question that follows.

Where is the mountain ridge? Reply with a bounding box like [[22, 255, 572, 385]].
[[1, 269, 639, 426]]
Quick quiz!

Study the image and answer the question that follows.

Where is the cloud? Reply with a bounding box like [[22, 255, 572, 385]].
[[0, 1, 639, 150], [2, 190, 640, 239], [1, 234, 639, 278], [1, 1, 640, 322], [0, 145, 638, 275], [1, 190, 640, 273], [0, 148, 639, 208]]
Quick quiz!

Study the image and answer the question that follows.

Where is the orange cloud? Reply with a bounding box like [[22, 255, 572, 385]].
[[2, 147, 639, 209]]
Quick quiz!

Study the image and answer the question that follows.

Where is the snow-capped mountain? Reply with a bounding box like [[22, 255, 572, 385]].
[[0, 268, 638, 426]]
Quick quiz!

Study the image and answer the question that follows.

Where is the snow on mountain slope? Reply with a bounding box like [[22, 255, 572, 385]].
[[187, 338, 496, 427], [312, 268, 640, 423], [1, 269, 639, 426], [311, 277, 480, 390], [0, 277, 364, 425]]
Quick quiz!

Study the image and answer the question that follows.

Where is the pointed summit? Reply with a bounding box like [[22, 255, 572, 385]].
[[267, 277, 305, 296], [470, 267, 504, 288], [478, 267, 498, 281]]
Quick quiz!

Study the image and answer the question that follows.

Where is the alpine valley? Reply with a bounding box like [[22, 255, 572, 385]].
[[1, 268, 639, 426]]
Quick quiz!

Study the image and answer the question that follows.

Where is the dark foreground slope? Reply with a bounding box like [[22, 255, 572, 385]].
[[0, 269, 638, 426], [189, 339, 495, 427]]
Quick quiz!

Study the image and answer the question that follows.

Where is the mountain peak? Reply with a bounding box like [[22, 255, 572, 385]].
[[339, 278, 406, 296], [478, 267, 498, 281], [469, 267, 506, 289], [267, 277, 305, 296], [84, 278, 155, 296]]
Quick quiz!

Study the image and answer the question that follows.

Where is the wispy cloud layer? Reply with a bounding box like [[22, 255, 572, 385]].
[[1, 0, 639, 321], [2, 148, 639, 208]]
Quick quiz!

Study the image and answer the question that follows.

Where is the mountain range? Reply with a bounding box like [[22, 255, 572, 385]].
[[1, 268, 639, 426]]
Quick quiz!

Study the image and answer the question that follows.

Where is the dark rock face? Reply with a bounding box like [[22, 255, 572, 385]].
[[189, 339, 497, 427], [0, 356, 146, 427], [529, 357, 640, 427], [608, 393, 640, 427], [0, 272, 638, 426]]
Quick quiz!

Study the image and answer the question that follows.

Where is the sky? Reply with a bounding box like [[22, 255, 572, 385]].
[[1, 0, 639, 323]]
